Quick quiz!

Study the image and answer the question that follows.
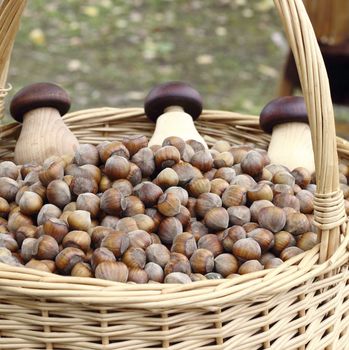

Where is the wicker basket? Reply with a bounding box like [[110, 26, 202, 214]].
[[1, 1, 349, 349]]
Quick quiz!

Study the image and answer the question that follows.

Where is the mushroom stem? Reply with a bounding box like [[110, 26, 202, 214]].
[[268, 122, 315, 172], [149, 108, 207, 148], [15, 107, 78, 164]]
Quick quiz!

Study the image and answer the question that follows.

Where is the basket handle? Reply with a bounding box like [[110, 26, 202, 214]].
[[274, 0, 346, 262]]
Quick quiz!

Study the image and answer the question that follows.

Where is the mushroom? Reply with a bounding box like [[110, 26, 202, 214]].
[[259, 96, 315, 173], [144, 81, 207, 148], [10, 82, 79, 164]]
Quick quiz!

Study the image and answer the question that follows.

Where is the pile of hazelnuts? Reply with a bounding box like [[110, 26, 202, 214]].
[[0, 135, 345, 284]]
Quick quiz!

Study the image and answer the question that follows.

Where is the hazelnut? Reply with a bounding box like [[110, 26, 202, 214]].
[[123, 135, 148, 156], [280, 246, 304, 261], [187, 197, 197, 217], [272, 171, 295, 187], [190, 273, 207, 281], [0, 177, 20, 202], [104, 155, 130, 180], [15, 225, 38, 246], [162, 136, 186, 156], [145, 244, 170, 268], [296, 232, 318, 251], [99, 175, 111, 192], [62, 230, 91, 253], [214, 167, 236, 183], [291, 167, 311, 188], [231, 174, 256, 191], [0, 197, 10, 218], [145, 262, 164, 283], [28, 181, 46, 199], [273, 193, 300, 211], [71, 262, 93, 277], [186, 220, 209, 242], [91, 247, 116, 270], [164, 272, 192, 284], [0, 161, 19, 179], [273, 184, 294, 196], [190, 150, 213, 172], [157, 193, 181, 217], [210, 178, 229, 196], [43, 218, 69, 244], [20, 238, 37, 262], [101, 231, 130, 257], [214, 253, 239, 277], [55, 247, 85, 274], [38, 160, 64, 186], [229, 145, 252, 163], [154, 146, 180, 169], [75, 144, 99, 166], [195, 193, 222, 218], [257, 206, 286, 233], [272, 231, 296, 255], [240, 151, 264, 177], [46, 180, 71, 208], [205, 272, 224, 279], [25, 259, 52, 273], [171, 232, 197, 258], [122, 196, 145, 217], [98, 141, 129, 162], [165, 187, 188, 206], [212, 140, 231, 153], [91, 226, 114, 248], [222, 185, 245, 208], [182, 144, 195, 162], [144, 208, 163, 231], [285, 213, 310, 236], [186, 177, 211, 198], [8, 211, 33, 233], [190, 248, 214, 274], [33, 235, 59, 260], [19, 191, 43, 215], [0, 233, 18, 252], [264, 258, 283, 269], [70, 176, 98, 195], [134, 182, 163, 207], [112, 179, 133, 197], [259, 252, 277, 265], [213, 152, 234, 168], [67, 210, 91, 232], [100, 188, 126, 216], [164, 252, 191, 275], [128, 230, 152, 249], [95, 261, 128, 282], [128, 268, 149, 283], [116, 217, 138, 234], [154, 168, 179, 189], [238, 260, 263, 274], [247, 183, 273, 203], [132, 215, 155, 233], [247, 228, 274, 252], [172, 162, 202, 186], [186, 139, 205, 152], [204, 207, 229, 231], [227, 206, 251, 226], [221, 225, 246, 251], [122, 247, 146, 269], [76, 193, 100, 218], [296, 190, 314, 214], [232, 238, 261, 261], [100, 216, 119, 229], [204, 168, 217, 180], [158, 217, 182, 245]]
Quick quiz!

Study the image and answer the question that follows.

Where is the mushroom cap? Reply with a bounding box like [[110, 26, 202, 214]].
[[259, 96, 308, 134], [10, 82, 71, 123], [144, 81, 203, 122]]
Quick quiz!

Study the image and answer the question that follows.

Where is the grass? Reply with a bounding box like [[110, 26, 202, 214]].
[[3, 0, 349, 133]]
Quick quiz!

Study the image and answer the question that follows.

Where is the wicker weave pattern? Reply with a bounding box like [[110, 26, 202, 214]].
[[1, 0, 349, 349]]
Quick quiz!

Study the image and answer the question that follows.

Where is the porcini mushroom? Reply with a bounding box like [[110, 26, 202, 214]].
[[259, 96, 315, 173], [144, 81, 207, 148], [10, 82, 79, 164]]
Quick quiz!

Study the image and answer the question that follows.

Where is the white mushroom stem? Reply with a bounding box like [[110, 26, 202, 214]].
[[15, 107, 79, 165], [148, 106, 208, 148], [268, 122, 315, 173]]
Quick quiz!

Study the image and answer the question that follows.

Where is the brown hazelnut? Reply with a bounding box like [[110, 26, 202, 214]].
[[171, 232, 197, 258], [174, 206, 191, 227], [232, 238, 261, 261], [221, 225, 246, 252], [145, 244, 170, 268], [76, 193, 100, 218], [75, 144, 99, 166], [257, 206, 286, 233], [187, 197, 197, 217], [273, 184, 294, 196], [238, 260, 263, 274], [62, 230, 91, 253], [190, 273, 207, 281], [157, 192, 181, 217], [145, 262, 164, 283], [144, 208, 163, 231], [198, 234, 223, 257], [291, 167, 311, 188], [95, 261, 128, 282], [104, 155, 130, 180], [19, 191, 43, 215], [214, 253, 239, 277], [122, 246, 146, 269], [296, 190, 314, 214], [123, 135, 148, 156], [33, 235, 59, 260], [91, 226, 113, 248], [99, 175, 111, 192], [100, 188, 126, 216], [272, 231, 296, 255], [15, 225, 38, 246], [101, 231, 130, 257], [240, 151, 264, 177], [70, 176, 98, 195], [204, 207, 229, 231], [172, 162, 202, 186], [222, 185, 245, 208], [158, 217, 182, 245], [247, 228, 274, 252], [186, 220, 209, 242], [164, 252, 191, 275], [213, 152, 234, 168], [231, 174, 256, 191], [100, 216, 119, 229], [204, 168, 217, 180], [71, 262, 93, 277], [98, 141, 129, 162], [0, 233, 18, 252], [162, 136, 186, 156], [228, 145, 252, 163], [0, 177, 20, 202], [8, 211, 33, 233], [128, 268, 149, 283], [43, 218, 69, 244], [91, 247, 116, 270], [38, 160, 64, 186], [214, 167, 236, 182], [0, 197, 10, 218], [296, 232, 318, 251], [273, 193, 300, 211], [46, 180, 71, 208], [128, 230, 152, 250], [134, 182, 163, 208], [165, 187, 188, 206], [154, 146, 180, 169], [164, 272, 192, 284], [20, 238, 38, 262], [25, 259, 52, 273], [259, 252, 277, 265], [0, 161, 19, 179], [280, 246, 304, 261], [227, 206, 251, 226], [67, 210, 91, 232], [190, 150, 213, 172], [112, 179, 133, 197], [284, 213, 310, 236], [154, 168, 179, 189], [210, 178, 229, 196], [195, 193, 222, 218], [247, 183, 273, 203], [182, 144, 195, 162], [132, 215, 155, 233], [190, 248, 214, 274], [122, 196, 145, 217], [186, 139, 205, 152], [186, 177, 211, 198]]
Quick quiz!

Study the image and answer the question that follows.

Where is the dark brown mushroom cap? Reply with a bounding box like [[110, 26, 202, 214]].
[[10, 82, 71, 123], [144, 81, 203, 122], [259, 96, 308, 134]]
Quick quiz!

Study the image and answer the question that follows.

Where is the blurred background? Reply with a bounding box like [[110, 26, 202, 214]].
[[4, 0, 349, 136]]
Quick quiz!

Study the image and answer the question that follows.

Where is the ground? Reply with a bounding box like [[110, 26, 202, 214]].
[[3, 0, 349, 135]]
